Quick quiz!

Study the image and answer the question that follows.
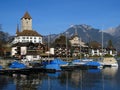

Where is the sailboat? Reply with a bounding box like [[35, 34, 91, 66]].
[[100, 27, 118, 67]]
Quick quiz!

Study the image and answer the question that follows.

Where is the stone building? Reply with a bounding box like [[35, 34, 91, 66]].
[[69, 29, 88, 58], [11, 12, 44, 61]]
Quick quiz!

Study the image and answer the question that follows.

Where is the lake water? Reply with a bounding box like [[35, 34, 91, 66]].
[[0, 62, 120, 90]]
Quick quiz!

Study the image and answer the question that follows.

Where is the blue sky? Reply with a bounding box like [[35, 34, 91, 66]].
[[0, 0, 120, 35]]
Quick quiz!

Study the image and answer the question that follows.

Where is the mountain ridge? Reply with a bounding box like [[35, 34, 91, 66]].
[[44, 24, 120, 51]]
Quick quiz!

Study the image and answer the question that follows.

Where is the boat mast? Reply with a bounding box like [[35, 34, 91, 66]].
[[101, 26, 104, 58], [101, 25, 105, 90], [66, 32, 68, 62], [79, 37, 81, 59], [48, 34, 50, 61]]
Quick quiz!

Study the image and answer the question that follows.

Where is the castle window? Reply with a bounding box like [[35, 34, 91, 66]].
[[22, 37, 25, 39], [33, 55, 37, 58]]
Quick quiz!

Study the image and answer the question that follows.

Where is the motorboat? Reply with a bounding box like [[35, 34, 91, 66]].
[[60, 62, 76, 71], [45, 58, 67, 71], [101, 57, 118, 67], [85, 61, 103, 69], [9, 61, 26, 69]]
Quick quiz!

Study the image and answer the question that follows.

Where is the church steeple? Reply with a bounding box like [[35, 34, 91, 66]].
[[21, 11, 32, 31], [16, 24, 19, 36]]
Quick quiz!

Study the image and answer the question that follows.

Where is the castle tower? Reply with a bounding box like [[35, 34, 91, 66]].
[[21, 11, 32, 31]]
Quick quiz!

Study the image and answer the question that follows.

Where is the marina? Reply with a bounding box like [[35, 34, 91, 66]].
[[0, 61, 119, 90], [0, 56, 118, 75]]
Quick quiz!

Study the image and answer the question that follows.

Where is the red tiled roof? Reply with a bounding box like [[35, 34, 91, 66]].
[[21, 11, 32, 19], [17, 30, 42, 36]]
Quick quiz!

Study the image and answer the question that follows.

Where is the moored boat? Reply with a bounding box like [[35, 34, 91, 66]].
[[101, 57, 118, 67], [72, 58, 93, 65], [60, 62, 76, 71], [0, 65, 3, 70], [45, 58, 67, 71], [85, 61, 103, 69], [9, 61, 27, 69]]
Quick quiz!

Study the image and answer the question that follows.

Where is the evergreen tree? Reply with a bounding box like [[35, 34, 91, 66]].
[[107, 40, 113, 48]]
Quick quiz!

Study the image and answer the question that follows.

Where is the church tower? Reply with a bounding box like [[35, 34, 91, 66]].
[[21, 11, 32, 31]]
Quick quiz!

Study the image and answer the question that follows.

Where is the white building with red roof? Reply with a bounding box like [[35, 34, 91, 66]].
[[11, 12, 44, 61], [12, 12, 42, 44]]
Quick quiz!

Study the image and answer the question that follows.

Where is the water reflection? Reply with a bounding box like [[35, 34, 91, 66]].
[[0, 76, 9, 90], [12, 73, 46, 90], [0, 66, 119, 90], [87, 68, 101, 73], [102, 67, 118, 90], [102, 67, 118, 77]]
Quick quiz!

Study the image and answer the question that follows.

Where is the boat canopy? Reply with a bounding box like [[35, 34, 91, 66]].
[[9, 61, 26, 69], [0, 65, 3, 69], [50, 58, 67, 65], [86, 61, 101, 66], [72, 59, 80, 63], [45, 64, 61, 71]]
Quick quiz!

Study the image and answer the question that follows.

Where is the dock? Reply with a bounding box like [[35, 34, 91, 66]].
[[0, 67, 56, 75]]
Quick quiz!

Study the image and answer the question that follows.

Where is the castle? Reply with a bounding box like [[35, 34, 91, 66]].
[[11, 12, 44, 61]]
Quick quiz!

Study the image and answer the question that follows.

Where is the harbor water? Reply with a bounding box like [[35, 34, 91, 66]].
[[0, 61, 120, 90]]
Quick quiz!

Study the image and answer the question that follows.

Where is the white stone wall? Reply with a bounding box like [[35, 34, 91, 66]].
[[69, 36, 86, 47], [21, 47, 27, 55], [91, 49, 100, 56], [13, 36, 42, 44], [12, 37, 18, 44], [21, 18, 32, 31], [50, 48, 54, 55], [26, 55, 40, 61], [11, 47, 17, 56]]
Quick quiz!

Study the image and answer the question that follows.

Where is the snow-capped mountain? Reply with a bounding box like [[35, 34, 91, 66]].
[[105, 25, 120, 37], [43, 24, 120, 51], [44, 24, 113, 47]]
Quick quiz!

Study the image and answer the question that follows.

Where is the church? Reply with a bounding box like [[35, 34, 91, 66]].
[[11, 12, 44, 61]]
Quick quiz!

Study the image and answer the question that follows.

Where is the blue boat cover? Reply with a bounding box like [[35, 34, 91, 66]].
[[86, 61, 100, 66], [9, 61, 26, 69], [45, 64, 61, 71], [72, 59, 80, 62], [0, 65, 3, 69], [50, 58, 67, 65], [42, 61, 48, 65]]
